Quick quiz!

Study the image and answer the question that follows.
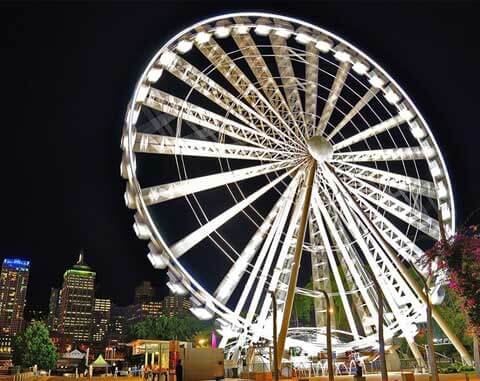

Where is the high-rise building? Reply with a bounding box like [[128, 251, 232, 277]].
[[0, 258, 30, 336], [92, 298, 111, 342], [162, 294, 191, 317], [58, 252, 95, 342], [134, 281, 156, 304], [108, 305, 128, 343], [47, 287, 59, 331], [125, 301, 163, 327]]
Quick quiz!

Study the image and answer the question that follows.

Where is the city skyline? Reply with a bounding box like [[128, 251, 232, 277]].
[[1, 2, 480, 310]]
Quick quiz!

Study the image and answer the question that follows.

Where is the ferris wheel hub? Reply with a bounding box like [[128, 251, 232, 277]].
[[306, 135, 334, 162]]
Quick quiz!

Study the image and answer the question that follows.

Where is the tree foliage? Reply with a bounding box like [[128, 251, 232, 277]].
[[12, 321, 57, 370], [129, 314, 213, 341]]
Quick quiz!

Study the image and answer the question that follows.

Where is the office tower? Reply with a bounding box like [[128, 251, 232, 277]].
[[47, 287, 59, 331], [58, 251, 95, 342], [134, 281, 156, 304], [0, 258, 30, 336], [162, 294, 191, 317], [108, 305, 128, 343], [92, 298, 111, 342]]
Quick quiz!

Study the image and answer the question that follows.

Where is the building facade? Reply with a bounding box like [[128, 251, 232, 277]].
[[58, 252, 95, 342], [0, 258, 30, 336], [162, 294, 191, 317], [47, 287, 59, 331], [134, 281, 156, 304], [92, 298, 111, 342]]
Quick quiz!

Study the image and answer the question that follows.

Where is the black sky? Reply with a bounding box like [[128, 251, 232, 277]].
[[1, 1, 479, 310]]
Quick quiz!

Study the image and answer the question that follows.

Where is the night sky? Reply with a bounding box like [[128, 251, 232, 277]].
[[1, 1, 479, 310]]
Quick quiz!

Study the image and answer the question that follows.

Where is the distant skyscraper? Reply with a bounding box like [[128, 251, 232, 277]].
[[47, 287, 59, 331], [92, 298, 111, 343], [0, 258, 30, 336], [58, 252, 95, 342], [162, 294, 191, 317], [108, 305, 128, 343], [134, 281, 156, 304]]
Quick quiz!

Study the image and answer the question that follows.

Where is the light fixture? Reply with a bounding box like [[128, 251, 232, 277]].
[[133, 213, 150, 240], [176, 39, 193, 54], [233, 24, 250, 35], [398, 102, 414, 121], [214, 26, 231, 39], [158, 50, 177, 68], [254, 24, 271, 36], [274, 27, 292, 39], [315, 36, 333, 53], [409, 120, 426, 139], [195, 31, 211, 44], [146, 66, 163, 83], [368, 70, 386, 88], [334, 46, 351, 62], [352, 59, 369, 75], [190, 306, 214, 320], [384, 85, 401, 105]]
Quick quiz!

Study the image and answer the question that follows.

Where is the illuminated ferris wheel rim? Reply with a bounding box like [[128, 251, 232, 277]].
[[121, 12, 456, 355]]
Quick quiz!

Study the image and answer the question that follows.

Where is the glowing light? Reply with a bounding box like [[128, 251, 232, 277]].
[[295, 32, 313, 45], [315, 37, 333, 53], [274, 28, 292, 38], [133, 214, 150, 240], [398, 103, 414, 121], [384, 85, 401, 105], [195, 31, 211, 44], [176, 39, 193, 54], [254, 24, 271, 36], [146, 67, 163, 83], [352, 59, 369, 75], [409, 121, 426, 139], [3, 259, 30, 270], [166, 281, 188, 295], [233, 24, 250, 35], [136, 84, 150, 103], [158, 51, 177, 68], [368, 70, 385, 88], [334, 47, 351, 62], [214, 26, 231, 39], [190, 306, 214, 320]]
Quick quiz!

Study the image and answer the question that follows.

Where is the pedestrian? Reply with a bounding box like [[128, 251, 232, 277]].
[[355, 360, 363, 377], [176, 359, 183, 381]]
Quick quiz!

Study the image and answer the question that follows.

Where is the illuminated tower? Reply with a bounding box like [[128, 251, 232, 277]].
[[0, 258, 30, 336], [92, 298, 111, 342], [58, 251, 95, 342]]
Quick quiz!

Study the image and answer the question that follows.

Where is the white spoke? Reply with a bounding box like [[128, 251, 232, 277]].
[[334, 161, 437, 198], [316, 61, 351, 135], [270, 31, 306, 128], [142, 161, 294, 206], [214, 173, 301, 304], [145, 88, 284, 149], [333, 147, 424, 162], [310, 194, 360, 340], [134, 134, 292, 162], [336, 170, 440, 239], [333, 113, 413, 151], [168, 165, 300, 258], [327, 87, 379, 140], [304, 42, 319, 135], [195, 39, 301, 148], [157, 52, 303, 151], [233, 173, 301, 316], [232, 17, 304, 140], [323, 168, 423, 334]]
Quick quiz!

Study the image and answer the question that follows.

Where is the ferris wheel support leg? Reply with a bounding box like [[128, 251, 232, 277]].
[[276, 160, 316, 370], [407, 338, 427, 370], [325, 164, 474, 365]]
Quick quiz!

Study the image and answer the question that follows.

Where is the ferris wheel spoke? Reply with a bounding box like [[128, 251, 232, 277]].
[[214, 173, 301, 305], [316, 61, 351, 136], [234, 173, 302, 318], [195, 39, 302, 149], [333, 161, 437, 199], [305, 42, 319, 136], [334, 170, 440, 239], [142, 160, 294, 206], [256, 182, 311, 329], [333, 146, 424, 162], [344, 194, 424, 265], [310, 194, 361, 340], [270, 31, 307, 129], [323, 170, 421, 332], [134, 134, 292, 162], [231, 17, 305, 141], [167, 165, 300, 258], [145, 88, 288, 150], [327, 87, 379, 141], [333, 112, 414, 151], [156, 52, 302, 151]]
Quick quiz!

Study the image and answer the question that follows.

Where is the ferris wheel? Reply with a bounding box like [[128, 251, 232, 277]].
[[120, 13, 470, 364]]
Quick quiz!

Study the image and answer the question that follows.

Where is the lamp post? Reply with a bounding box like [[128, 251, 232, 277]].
[[317, 289, 334, 381], [269, 291, 280, 381]]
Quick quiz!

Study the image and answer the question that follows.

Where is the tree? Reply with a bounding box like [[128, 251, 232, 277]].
[[12, 321, 57, 371]]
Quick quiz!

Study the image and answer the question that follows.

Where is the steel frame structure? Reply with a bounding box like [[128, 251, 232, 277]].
[[120, 13, 471, 365]]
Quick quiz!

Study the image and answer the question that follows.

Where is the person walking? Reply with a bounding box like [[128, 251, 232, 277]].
[[175, 359, 183, 381]]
